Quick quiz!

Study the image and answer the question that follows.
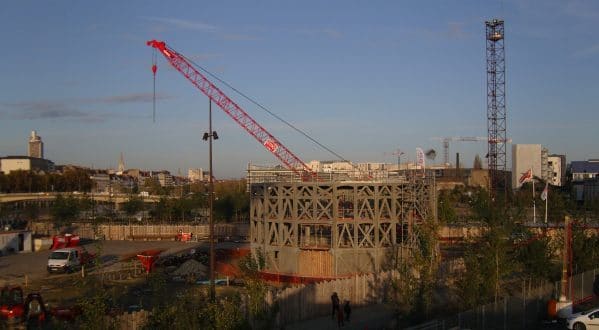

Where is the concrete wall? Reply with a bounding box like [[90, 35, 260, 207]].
[[0, 231, 32, 254], [29, 222, 249, 241]]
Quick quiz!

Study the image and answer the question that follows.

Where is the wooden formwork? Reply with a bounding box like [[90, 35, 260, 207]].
[[250, 178, 436, 278]]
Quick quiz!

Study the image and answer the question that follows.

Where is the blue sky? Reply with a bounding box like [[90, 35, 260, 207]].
[[1, 1, 598, 178]]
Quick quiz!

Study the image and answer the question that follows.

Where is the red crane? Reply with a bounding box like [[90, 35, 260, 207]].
[[147, 40, 315, 179]]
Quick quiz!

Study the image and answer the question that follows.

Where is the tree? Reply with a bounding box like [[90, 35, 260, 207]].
[[238, 249, 278, 328], [514, 231, 559, 281], [51, 194, 81, 229], [76, 285, 115, 330], [143, 177, 163, 196], [383, 216, 440, 325], [123, 196, 144, 217], [456, 191, 515, 307], [438, 190, 457, 223], [23, 202, 40, 221], [571, 224, 599, 273], [143, 288, 247, 329], [75, 249, 115, 330]]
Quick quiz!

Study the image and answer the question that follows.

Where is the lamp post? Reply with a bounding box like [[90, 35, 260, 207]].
[[203, 99, 218, 302]]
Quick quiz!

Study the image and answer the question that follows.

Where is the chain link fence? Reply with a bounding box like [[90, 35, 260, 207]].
[[409, 268, 599, 330]]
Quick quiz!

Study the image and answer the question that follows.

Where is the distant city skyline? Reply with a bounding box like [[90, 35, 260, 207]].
[[1, 1, 598, 178]]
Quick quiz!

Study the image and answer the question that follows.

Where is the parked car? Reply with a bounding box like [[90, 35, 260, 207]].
[[567, 307, 599, 330]]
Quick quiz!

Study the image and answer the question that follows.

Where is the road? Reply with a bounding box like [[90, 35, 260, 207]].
[[0, 240, 246, 285]]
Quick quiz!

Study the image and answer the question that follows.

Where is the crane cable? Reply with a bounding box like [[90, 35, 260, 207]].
[[151, 49, 158, 123], [179, 53, 355, 167]]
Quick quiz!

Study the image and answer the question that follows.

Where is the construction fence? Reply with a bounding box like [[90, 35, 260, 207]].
[[29, 221, 249, 241], [570, 268, 599, 305], [408, 268, 599, 330], [110, 310, 150, 330], [268, 270, 399, 326]]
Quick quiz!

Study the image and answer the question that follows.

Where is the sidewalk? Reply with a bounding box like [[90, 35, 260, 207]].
[[284, 304, 396, 330]]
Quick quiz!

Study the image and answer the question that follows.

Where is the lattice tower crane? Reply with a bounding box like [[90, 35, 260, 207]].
[[147, 40, 316, 180], [431, 136, 511, 167]]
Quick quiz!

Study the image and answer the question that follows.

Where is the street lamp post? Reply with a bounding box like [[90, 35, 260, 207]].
[[203, 99, 219, 302]]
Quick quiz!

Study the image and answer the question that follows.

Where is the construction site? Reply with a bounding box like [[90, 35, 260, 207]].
[[145, 17, 507, 285]]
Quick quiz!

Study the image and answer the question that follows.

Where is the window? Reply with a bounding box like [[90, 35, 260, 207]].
[[49, 252, 69, 260]]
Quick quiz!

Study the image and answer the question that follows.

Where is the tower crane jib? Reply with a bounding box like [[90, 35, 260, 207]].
[[147, 40, 315, 179]]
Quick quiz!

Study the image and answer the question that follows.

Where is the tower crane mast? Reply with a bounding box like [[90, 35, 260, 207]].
[[147, 40, 315, 179]]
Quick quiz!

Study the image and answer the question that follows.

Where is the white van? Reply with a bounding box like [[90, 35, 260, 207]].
[[47, 248, 81, 273]]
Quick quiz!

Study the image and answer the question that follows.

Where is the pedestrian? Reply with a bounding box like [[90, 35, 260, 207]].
[[337, 304, 344, 327], [331, 292, 340, 319], [343, 300, 351, 322]]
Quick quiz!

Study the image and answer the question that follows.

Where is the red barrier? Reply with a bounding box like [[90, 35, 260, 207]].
[[136, 250, 162, 273], [176, 232, 192, 242], [66, 235, 80, 247], [50, 234, 80, 250]]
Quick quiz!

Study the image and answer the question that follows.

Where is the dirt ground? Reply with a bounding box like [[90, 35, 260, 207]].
[[0, 239, 249, 309]]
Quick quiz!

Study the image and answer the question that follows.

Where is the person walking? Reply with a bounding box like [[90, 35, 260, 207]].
[[343, 300, 351, 322], [337, 304, 344, 327], [331, 292, 340, 319]]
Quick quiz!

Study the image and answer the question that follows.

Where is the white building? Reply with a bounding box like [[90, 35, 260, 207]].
[[0, 230, 32, 254], [512, 144, 542, 189], [308, 160, 354, 173], [547, 155, 566, 186], [155, 171, 174, 187], [188, 168, 208, 182], [0, 156, 54, 174], [28, 130, 43, 159]]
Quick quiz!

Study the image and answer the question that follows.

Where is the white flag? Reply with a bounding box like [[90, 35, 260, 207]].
[[541, 183, 548, 201]]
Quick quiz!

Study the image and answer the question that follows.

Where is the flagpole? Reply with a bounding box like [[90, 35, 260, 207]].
[[544, 191, 548, 223], [544, 184, 548, 223], [532, 168, 536, 224]]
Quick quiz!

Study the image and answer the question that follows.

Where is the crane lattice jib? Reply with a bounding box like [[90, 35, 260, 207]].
[[147, 40, 314, 179]]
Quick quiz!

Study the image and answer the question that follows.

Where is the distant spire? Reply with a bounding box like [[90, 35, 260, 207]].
[[118, 152, 125, 173]]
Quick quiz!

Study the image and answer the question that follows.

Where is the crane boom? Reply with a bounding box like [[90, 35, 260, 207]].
[[147, 40, 315, 179]]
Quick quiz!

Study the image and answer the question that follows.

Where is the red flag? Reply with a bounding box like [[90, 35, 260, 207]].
[[519, 168, 532, 184]]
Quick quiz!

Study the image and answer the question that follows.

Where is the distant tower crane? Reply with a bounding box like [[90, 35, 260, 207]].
[[147, 40, 316, 179], [486, 19, 507, 199], [431, 136, 511, 167], [384, 149, 404, 172]]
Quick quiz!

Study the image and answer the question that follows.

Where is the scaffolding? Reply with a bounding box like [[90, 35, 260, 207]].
[[248, 166, 436, 279]]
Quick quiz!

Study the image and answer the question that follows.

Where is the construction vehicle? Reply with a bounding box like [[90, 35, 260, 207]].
[[47, 246, 96, 274], [175, 229, 193, 242], [147, 40, 316, 180], [0, 286, 23, 323], [0, 286, 81, 326]]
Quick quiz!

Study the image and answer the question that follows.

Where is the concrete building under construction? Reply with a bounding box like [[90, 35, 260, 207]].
[[248, 164, 436, 282]]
